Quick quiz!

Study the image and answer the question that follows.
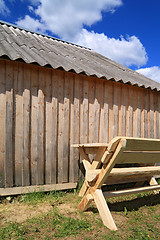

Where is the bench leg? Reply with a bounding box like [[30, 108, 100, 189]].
[[79, 180, 88, 196], [93, 189, 118, 231], [78, 192, 93, 211]]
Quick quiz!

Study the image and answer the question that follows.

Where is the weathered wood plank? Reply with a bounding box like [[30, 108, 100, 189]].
[[88, 78, 95, 143], [113, 82, 120, 138], [120, 85, 127, 136], [0, 60, 6, 188], [45, 69, 52, 184], [5, 62, 14, 187], [98, 80, 104, 142], [51, 70, 58, 184], [149, 91, 154, 138], [30, 66, 38, 185], [70, 74, 80, 182], [37, 68, 45, 185], [0, 182, 77, 196], [57, 71, 64, 183], [103, 82, 109, 142], [22, 66, 31, 186], [63, 72, 72, 182], [126, 86, 133, 137], [14, 63, 23, 186], [107, 82, 113, 142], [81, 77, 89, 143], [144, 90, 149, 138]]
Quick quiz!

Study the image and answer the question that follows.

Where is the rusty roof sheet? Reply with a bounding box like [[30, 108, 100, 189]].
[[0, 20, 160, 91]]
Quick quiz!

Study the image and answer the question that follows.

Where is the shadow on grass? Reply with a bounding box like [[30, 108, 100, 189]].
[[87, 193, 160, 213]]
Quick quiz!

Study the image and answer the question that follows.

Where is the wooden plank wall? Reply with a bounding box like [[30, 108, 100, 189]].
[[0, 59, 160, 188]]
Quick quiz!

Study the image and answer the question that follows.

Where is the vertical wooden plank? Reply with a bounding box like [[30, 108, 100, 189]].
[[126, 86, 133, 137], [96, 80, 104, 142], [103, 82, 109, 143], [141, 90, 145, 138], [37, 68, 45, 185], [94, 80, 102, 142], [144, 90, 149, 138], [14, 63, 24, 187], [80, 77, 89, 143], [119, 85, 127, 137], [136, 88, 142, 138], [0, 60, 6, 187], [5, 61, 14, 187], [107, 82, 113, 142], [63, 72, 72, 183], [132, 87, 138, 137], [51, 70, 58, 184], [45, 69, 52, 184], [149, 91, 154, 139], [155, 92, 159, 139], [88, 78, 95, 143], [22, 66, 31, 186], [57, 71, 64, 183], [113, 82, 120, 138], [30, 66, 38, 185]]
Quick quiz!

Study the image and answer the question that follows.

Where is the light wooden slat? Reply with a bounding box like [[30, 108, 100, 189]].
[[57, 71, 64, 183], [107, 82, 113, 142], [149, 91, 154, 138], [37, 68, 45, 185], [69, 74, 80, 182], [51, 70, 58, 184], [88, 78, 95, 143], [81, 77, 89, 143], [0, 60, 6, 188], [144, 90, 149, 138], [132, 87, 137, 137], [136, 88, 142, 137], [103, 185, 160, 198], [120, 85, 127, 136], [95, 80, 103, 142], [45, 69, 52, 184], [103, 82, 109, 142], [87, 166, 160, 183], [126, 86, 133, 137], [30, 66, 38, 185], [22, 66, 31, 186], [63, 72, 71, 182], [5, 62, 14, 187], [14, 63, 23, 186], [154, 93, 159, 139], [99, 80, 105, 142], [157, 93, 160, 139], [119, 152, 160, 164], [113, 82, 120, 138], [141, 90, 145, 138], [125, 138, 160, 151], [0, 183, 77, 196]]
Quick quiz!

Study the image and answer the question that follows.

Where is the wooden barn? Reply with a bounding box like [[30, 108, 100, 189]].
[[0, 21, 160, 196]]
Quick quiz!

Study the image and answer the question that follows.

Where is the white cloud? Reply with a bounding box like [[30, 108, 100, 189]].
[[74, 29, 148, 67], [16, 15, 46, 33], [16, 0, 122, 39], [0, 0, 10, 15], [15, 0, 148, 67], [136, 66, 160, 83]]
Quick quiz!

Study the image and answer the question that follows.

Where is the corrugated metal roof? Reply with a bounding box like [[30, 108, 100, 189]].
[[0, 20, 160, 91]]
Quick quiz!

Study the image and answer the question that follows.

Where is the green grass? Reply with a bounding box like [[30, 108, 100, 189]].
[[0, 188, 160, 239]]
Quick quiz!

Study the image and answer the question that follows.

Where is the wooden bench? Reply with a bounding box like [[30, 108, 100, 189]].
[[72, 137, 160, 231]]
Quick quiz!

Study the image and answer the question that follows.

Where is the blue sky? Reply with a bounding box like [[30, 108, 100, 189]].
[[0, 0, 160, 82]]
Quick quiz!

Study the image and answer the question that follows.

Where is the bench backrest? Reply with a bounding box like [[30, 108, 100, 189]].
[[108, 137, 160, 165]]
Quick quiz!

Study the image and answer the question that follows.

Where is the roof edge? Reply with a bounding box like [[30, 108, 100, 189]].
[[0, 19, 91, 50]]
